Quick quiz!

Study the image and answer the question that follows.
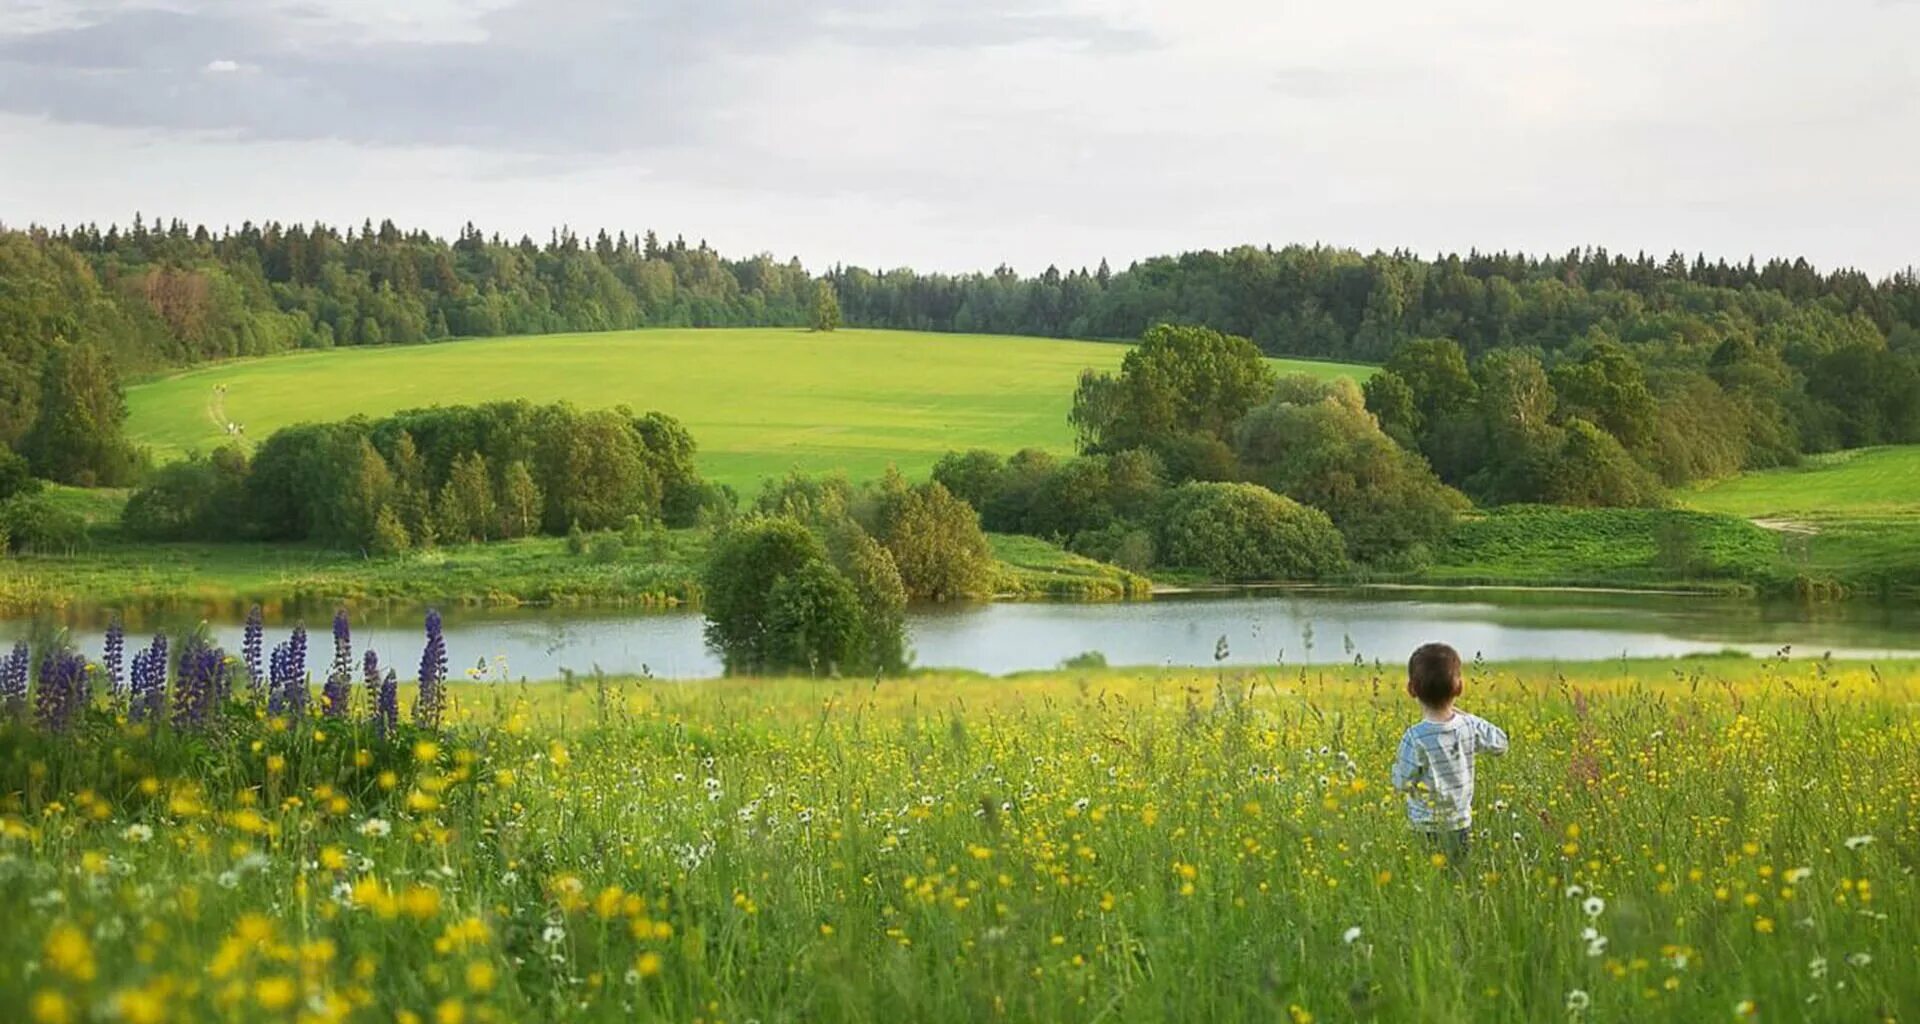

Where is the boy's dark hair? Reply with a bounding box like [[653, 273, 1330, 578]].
[[1408, 643, 1463, 708]]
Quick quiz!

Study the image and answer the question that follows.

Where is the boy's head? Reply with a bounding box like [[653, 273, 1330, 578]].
[[1407, 643, 1463, 709]]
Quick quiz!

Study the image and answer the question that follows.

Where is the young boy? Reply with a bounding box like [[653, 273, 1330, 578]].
[[1391, 642, 1508, 865]]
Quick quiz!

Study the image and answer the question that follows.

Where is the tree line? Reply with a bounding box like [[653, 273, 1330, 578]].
[[117, 401, 730, 553], [4, 216, 1916, 493]]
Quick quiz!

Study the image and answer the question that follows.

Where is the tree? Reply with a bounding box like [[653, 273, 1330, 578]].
[[499, 460, 544, 538], [1235, 377, 1465, 566], [0, 450, 40, 503], [811, 280, 842, 332], [1550, 339, 1660, 458], [763, 561, 866, 675], [1154, 482, 1347, 581], [21, 343, 140, 486], [1361, 370, 1421, 450], [704, 518, 825, 673], [121, 445, 250, 541], [871, 480, 994, 601], [1069, 324, 1275, 463], [443, 451, 497, 542]]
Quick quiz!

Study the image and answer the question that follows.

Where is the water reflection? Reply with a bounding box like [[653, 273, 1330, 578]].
[[3, 589, 1917, 681]]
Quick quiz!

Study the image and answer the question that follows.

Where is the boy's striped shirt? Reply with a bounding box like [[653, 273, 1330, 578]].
[[1391, 710, 1509, 831]]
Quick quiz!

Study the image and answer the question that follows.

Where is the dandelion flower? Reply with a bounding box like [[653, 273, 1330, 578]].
[[1733, 999, 1756, 1018], [1846, 952, 1872, 967], [122, 824, 153, 843], [1784, 867, 1812, 884], [1564, 884, 1586, 899], [1342, 926, 1362, 945], [358, 818, 392, 838], [1582, 896, 1606, 918], [1843, 835, 1874, 851], [1565, 989, 1590, 1012]]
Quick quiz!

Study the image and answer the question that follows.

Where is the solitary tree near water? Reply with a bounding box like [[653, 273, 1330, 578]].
[[811, 280, 841, 333]]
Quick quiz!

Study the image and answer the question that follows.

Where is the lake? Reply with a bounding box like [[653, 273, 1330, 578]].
[[5, 588, 1919, 680]]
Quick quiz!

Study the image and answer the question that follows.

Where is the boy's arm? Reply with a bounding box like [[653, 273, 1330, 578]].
[[1474, 715, 1510, 757], [1390, 732, 1425, 791]]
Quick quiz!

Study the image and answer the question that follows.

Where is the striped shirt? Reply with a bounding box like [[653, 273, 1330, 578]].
[[1391, 710, 1509, 831]]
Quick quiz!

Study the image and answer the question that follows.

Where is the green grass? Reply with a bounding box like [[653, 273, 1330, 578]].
[[0, 486, 1142, 614], [1424, 506, 1785, 591], [986, 533, 1151, 600], [124, 328, 1370, 496], [1686, 445, 1920, 517], [4, 660, 1917, 1021]]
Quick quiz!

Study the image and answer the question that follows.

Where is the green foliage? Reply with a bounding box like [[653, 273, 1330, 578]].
[[120, 445, 250, 541], [1154, 482, 1347, 581], [176, 403, 706, 552], [0, 492, 87, 554], [1430, 506, 1782, 588], [869, 477, 994, 601], [1236, 376, 1465, 566], [1070, 324, 1274, 464], [20, 343, 142, 486], [702, 516, 903, 676], [0, 449, 42, 503], [764, 561, 864, 673], [810, 280, 842, 333]]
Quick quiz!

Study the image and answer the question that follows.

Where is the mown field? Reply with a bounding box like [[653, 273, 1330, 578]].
[[1, 652, 1916, 1023], [123, 328, 1369, 495], [1687, 446, 1920, 518]]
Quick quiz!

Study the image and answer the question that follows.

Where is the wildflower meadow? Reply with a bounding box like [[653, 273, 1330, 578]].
[[1, 610, 1916, 1022]]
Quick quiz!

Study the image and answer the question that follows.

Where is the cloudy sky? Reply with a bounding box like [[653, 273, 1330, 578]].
[[1, 0, 1915, 274]]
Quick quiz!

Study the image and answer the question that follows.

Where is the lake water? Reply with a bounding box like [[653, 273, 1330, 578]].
[[4, 589, 1919, 680]]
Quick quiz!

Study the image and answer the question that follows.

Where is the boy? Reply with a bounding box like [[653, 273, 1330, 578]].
[[1391, 642, 1508, 865]]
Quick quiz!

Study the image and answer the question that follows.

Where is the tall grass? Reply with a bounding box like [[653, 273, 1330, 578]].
[[2, 639, 1915, 1021]]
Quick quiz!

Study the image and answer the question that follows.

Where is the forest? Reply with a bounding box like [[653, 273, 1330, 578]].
[[1, 217, 1917, 496]]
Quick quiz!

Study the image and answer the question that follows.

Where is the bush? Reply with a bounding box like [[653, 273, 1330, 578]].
[[121, 445, 251, 541], [870, 479, 993, 601], [704, 517, 906, 676], [1154, 482, 1347, 581], [0, 450, 39, 503], [0, 493, 87, 554]]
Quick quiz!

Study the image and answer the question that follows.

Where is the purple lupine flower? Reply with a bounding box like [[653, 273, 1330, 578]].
[[322, 608, 353, 719], [129, 635, 167, 724], [1, 641, 29, 722], [103, 615, 126, 700], [413, 609, 447, 730], [376, 669, 400, 738], [171, 638, 225, 730], [271, 624, 310, 718], [34, 649, 89, 733], [242, 604, 265, 696], [362, 649, 382, 724]]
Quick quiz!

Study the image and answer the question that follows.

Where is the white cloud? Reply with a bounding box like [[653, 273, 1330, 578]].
[[0, 0, 1915, 274]]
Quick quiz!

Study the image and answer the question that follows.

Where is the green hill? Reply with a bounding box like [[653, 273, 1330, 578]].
[[1686, 445, 1920, 517], [125, 328, 1369, 494]]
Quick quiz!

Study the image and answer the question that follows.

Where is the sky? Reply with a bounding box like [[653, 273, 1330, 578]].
[[1, 0, 1916, 275]]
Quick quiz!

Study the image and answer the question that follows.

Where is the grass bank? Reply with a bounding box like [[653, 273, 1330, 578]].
[[124, 327, 1369, 495], [0, 488, 1146, 615]]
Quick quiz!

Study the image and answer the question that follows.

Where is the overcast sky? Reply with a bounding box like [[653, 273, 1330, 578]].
[[1, 0, 1915, 274]]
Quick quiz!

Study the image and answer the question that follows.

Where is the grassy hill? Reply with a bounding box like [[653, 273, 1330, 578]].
[[124, 327, 1369, 495], [1686, 445, 1920, 517]]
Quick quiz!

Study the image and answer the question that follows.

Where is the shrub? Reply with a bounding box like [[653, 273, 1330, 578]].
[[1154, 482, 1347, 581], [121, 445, 251, 541], [704, 517, 906, 676], [870, 479, 993, 601], [0, 493, 87, 554], [0, 450, 39, 503]]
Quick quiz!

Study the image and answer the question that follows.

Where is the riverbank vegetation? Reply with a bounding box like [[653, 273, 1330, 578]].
[[2, 623, 1916, 1021]]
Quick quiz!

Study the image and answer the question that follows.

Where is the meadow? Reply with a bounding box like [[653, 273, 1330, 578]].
[[2, 623, 1916, 1022], [1687, 446, 1920, 518], [122, 328, 1369, 495]]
